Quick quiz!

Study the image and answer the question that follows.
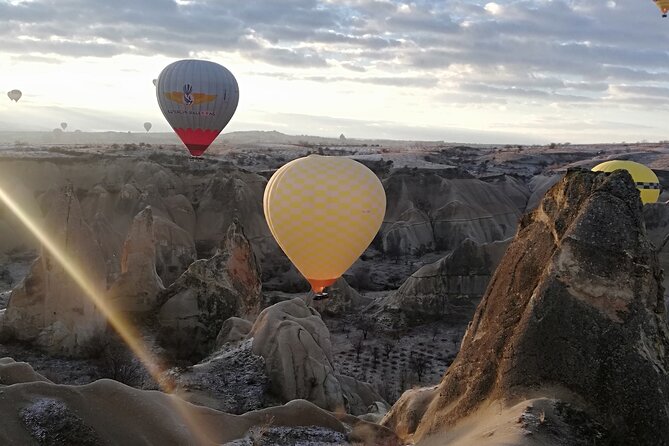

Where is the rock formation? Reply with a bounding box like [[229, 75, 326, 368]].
[[248, 298, 346, 412], [381, 169, 521, 256], [157, 220, 262, 360], [216, 316, 253, 347], [194, 172, 273, 258], [152, 215, 197, 286], [0, 186, 107, 356], [384, 169, 669, 445], [247, 298, 385, 415], [311, 277, 371, 317], [0, 357, 399, 445], [107, 207, 165, 313], [642, 202, 669, 310], [375, 238, 509, 327]]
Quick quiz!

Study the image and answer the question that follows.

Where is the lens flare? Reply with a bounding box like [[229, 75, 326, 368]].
[[0, 186, 212, 445]]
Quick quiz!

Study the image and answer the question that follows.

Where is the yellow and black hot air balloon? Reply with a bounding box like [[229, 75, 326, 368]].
[[264, 155, 386, 298], [592, 160, 660, 204], [655, 0, 669, 17]]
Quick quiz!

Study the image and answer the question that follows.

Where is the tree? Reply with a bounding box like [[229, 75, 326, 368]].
[[372, 346, 379, 367], [383, 341, 393, 359], [354, 336, 365, 362], [410, 354, 429, 383], [355, 315, 374, 340]]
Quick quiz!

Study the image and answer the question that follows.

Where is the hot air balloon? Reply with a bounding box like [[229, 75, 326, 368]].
[[655, 0, 669, 17], [144, 122, 152, 132], [592, 160, 660, 204], [152, 78, 157, 87], [264, 155, 386, 298], [60, 122, 68, 130], [155, 59, 239, 157], [7, 90, 21, 102]]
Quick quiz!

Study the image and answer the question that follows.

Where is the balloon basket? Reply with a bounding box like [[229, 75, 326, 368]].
[[313, 292, 329, 301]]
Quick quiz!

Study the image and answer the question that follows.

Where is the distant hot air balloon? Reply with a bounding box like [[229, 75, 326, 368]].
[[155, 59, 239, 157], [264, 155, 386, 298], [655, 0, 669, 17], [592, 160, 660, 204], [7, 90, 22, 102], [60, 122, 68, 130], [152, 79, 157, 87], [144, 122, 152, 132]]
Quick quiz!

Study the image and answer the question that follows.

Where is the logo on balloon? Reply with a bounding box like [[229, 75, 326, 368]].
[[163, 84, 217, 107]]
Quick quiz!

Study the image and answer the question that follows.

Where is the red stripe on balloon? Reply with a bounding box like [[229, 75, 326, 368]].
[[173, 128, 221, 157]]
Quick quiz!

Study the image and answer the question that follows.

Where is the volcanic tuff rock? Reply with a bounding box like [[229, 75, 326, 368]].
[[157, 220, 262, 360], [642, 202, 669, 310], [311, 277, 371, 317], [386, 169, 669, 445], [216, 316, 254, 347], [152, 214, 197, 286], [194, 172, 274, 258], [0, 357, 399, 445], [247, 298, 385, 415], [381, 169, 521, 257], [0, 186, 107, 356], [375, 238, 510, 327], [107, 207, 165, 313]]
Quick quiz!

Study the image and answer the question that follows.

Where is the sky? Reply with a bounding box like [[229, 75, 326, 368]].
[[1, 0, 668, 144]]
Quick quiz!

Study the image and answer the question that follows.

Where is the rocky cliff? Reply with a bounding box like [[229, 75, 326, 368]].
[[0, 186, 107, 356], [157, 220, 262, 360], [375, 238, 510, 327], [381, 169, 522, 257], [385, 169, 669, 445]]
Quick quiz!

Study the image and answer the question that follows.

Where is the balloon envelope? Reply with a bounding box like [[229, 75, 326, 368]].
[[155, 59, 239, 157], [7, 90, 21, 102], [144, 122, 152, 132], [264, 155, 386, 293], [592, 160, 660, 204], [152, 78, 157, 87], [655, 0, 669, 16], [60, 122, 67, 130]]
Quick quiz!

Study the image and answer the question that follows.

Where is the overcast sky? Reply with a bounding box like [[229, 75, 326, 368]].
[[1, 0, 668, 143]]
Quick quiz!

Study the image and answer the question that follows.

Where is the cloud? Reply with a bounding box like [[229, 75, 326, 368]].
[[4, 0, 669, 141]]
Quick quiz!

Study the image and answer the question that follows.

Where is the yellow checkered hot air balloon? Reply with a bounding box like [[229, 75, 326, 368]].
[[655, 0, 669, 17], [592, 160, 660, 204], [264, 155, 386, 297]]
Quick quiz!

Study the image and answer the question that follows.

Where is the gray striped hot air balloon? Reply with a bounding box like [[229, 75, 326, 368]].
[[144, 122, 152, 132], [155, 59, 239, 157], [7, 90, 22, 102]]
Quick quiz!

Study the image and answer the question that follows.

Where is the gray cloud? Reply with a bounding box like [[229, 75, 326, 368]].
[[3, 0, 669, 113]]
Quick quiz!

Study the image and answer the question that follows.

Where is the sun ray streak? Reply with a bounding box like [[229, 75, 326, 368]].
[[0, 186, 213, 445]]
